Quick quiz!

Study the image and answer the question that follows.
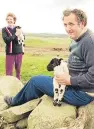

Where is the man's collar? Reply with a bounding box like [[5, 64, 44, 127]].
[[75, 27, 88, 42]]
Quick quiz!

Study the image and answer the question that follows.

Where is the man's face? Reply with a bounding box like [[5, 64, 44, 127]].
[[63, 13, 85, 40]]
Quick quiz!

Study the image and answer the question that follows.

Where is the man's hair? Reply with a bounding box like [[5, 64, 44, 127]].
[[62, 9, 87, 26], [6, 13, 17, 23]]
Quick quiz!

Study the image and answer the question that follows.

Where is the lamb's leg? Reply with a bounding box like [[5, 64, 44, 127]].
[[53, 78, 59, 106], [58, 85, 66, 106]]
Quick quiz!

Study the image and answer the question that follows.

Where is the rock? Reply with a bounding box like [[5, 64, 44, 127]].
[[16, 117, 28, 129], [0, 98, 40, 123], [0, 116, 16, 129], [84, 101, 94, 129], [0, 96, 8, 111], [58, 107, 89, 129], [58, 101, 94, 129], [28, 95, 76, 129], [2, 124, 17, 129], [0, 76, 24, 96]]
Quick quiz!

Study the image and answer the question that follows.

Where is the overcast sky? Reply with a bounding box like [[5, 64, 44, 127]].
[[0, 0, 93, 34]]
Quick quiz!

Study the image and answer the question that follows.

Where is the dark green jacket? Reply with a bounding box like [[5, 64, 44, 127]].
[[2, 27, 24, 55]]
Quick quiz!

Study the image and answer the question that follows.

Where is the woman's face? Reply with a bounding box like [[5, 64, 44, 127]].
[[6, 16, 15, 27]]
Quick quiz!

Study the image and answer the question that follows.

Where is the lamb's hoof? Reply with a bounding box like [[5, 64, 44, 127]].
[[57, 101, 62, 106], [53, 100, 58, 106]]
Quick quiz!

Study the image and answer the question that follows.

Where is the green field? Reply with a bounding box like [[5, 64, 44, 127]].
[[0, 33, 71, 83]]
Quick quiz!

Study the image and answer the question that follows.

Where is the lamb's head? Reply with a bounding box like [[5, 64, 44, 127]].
[[16, 26, 21, 29], [47, 58, 63, 71]]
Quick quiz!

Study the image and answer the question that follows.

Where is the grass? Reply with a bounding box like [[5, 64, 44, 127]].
[[0, 33, 71, 83], [0, 54, 54, 83], [25, 35, 71, 48], [21, 55, 54, 82], [0, 56, 5, 75]]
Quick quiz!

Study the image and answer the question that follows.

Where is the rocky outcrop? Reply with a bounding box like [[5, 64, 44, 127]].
[[0, 98, 40, 123], [57, 101, 94, 129], [0, 76, 94, 129], [16, 117, 28, 129], [0, 96, 8, 111], [0, 76, 23, 96], [28, 95, 76, 129]]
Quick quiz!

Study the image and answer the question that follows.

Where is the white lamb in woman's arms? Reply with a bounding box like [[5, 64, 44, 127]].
[[16, 26, 25, 52]]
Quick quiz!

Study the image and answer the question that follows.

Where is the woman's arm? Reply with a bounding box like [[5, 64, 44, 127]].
[[2, 28, 17, 45]]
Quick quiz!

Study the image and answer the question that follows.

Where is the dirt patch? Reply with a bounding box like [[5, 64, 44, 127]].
[[0, 46, 69, 57], [25, 47, 69, 57]]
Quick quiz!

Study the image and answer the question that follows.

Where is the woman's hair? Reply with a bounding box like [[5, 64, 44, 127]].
[[62, 9, 87, 26], [6, 13, 17, 23]]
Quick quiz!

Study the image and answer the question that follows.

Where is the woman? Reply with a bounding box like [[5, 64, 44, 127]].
[[2, 13, 25, 80]]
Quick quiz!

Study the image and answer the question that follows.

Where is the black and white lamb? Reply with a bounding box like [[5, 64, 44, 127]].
[[16, 26, 25, 53], [47, 57, 69, 106]]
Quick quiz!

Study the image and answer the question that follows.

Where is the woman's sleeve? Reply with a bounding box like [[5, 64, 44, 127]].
[[2, 28, 18, 45]]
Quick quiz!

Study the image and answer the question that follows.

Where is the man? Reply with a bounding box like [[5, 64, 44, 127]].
[[4, 9, 94, 107]]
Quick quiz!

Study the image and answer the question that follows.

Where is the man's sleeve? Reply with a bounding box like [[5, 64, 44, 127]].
[[70, 39, 94, 88]]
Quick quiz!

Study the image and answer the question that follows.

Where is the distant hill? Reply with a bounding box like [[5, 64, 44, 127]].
[[0, 28, 68, 38], [25, 33, 68, 38]]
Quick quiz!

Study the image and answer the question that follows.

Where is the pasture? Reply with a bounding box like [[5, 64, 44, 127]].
[[0, 33, 71, 83]]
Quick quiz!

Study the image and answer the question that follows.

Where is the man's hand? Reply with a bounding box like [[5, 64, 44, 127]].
[[55, 72, 71, 86]]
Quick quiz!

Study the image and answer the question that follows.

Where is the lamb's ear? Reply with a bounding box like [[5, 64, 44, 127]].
[[16, 26, 21, 29], [59, 58, 63, 64], [59, 58, 63, 61]]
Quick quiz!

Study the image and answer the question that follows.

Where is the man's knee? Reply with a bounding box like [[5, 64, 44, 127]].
[[29, 76, 41, 86], [30, 75, 46, 88], [31, 75, 40, 81]]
